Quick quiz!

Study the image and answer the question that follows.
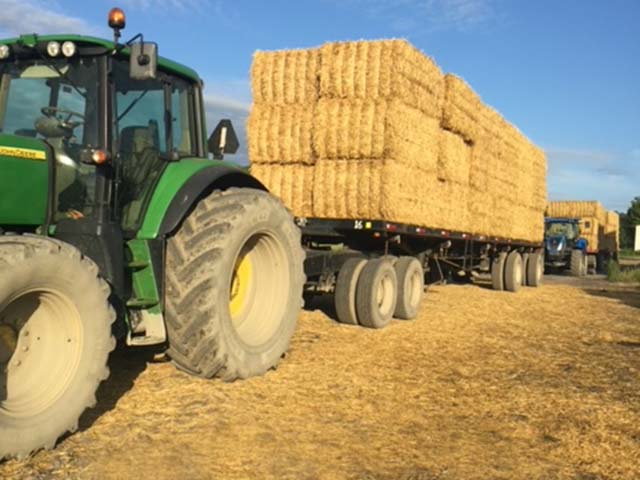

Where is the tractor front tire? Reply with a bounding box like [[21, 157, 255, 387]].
[[570, 249, 586, 277], [0, 235, 115, 459], [165, 188, 305, 381]]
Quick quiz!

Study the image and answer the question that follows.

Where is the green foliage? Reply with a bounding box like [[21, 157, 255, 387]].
[[619, 197, 640, 250], [627, 196, 640, 226], [607, 261, 640, 283], [620, 249, 640, 259], [619, 212, 633, 249]]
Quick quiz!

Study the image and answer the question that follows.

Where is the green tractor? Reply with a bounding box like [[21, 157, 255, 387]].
[[0, 9, 304, 458]]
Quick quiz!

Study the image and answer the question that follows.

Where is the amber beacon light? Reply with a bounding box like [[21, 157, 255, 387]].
[[108, 7, 126, 30]]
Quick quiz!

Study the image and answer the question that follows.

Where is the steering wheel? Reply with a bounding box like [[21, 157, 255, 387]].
[[41, 106, 85, 129]]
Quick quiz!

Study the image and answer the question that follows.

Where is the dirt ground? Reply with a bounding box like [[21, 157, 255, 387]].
[[2, 275, 639, 480]]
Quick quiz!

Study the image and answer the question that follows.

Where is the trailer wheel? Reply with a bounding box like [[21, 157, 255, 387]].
[[394, 256, 424, 320], [504, 251, 523, 293], [491, 252, 507, 291], [165, 188, 305, 381], [356, 258, 397, 329], [527, 251, 544, 287], [521, 253, 530, 286], [0, 235, 115, 459], [334, 258, 367, 325], [570, 249, 586, 277]]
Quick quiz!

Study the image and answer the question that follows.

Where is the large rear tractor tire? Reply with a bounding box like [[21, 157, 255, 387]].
[[393, 256, 424, 320], [504, 251, 523, 293], [570, 249, 586, 277], [491, 252, 507, 291], [165, 188, 305, 381], [527, 251, 544, 287], [334, 258, 367, 325], [356, 258, 398, 329], [0, 235, 115, 459]]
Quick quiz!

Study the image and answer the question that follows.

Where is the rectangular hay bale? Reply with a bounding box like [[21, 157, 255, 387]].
[[250, 163, 314, 217], [251, 48, 320, 105], [247, 104, 315, 164], [312, 98, 440, 172], [319, 40, 444, 118], [438, 130, 471, 185]]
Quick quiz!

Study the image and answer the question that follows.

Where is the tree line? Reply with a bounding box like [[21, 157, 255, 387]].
[[619, 196, 640, 250]]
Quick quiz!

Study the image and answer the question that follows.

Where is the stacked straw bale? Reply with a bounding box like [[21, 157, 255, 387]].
[[248, 39, 547, 243], [545, 201, 619, 252]]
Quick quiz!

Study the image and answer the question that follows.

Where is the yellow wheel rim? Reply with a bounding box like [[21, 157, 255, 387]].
[[229, 252, 253, 321]]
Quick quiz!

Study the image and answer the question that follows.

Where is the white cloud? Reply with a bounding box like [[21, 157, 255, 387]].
[[332, 0, 495, 33], [120, 0, 210, 10], [545, 147, 616, 166], [545, 146, 640, 212], [0, 0, 92, 36]]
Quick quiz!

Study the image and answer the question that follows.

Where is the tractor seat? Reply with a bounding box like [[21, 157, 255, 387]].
[[119, 125, 163, 228]]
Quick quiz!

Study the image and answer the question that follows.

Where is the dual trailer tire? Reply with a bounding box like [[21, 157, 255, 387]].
[[334, 256, 424, 329], [492, 250, 543, 291], [526, 251, 544, 287]]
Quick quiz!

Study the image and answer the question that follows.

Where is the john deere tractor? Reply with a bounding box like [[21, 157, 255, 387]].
[[0, 9, 304, 458]]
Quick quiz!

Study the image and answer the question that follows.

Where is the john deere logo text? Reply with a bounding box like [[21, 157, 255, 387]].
[[0, 146, 46, 161]]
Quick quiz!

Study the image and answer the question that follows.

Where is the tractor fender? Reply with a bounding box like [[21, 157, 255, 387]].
[[575, 238, 588, 251], [156, 164, 267, 238]]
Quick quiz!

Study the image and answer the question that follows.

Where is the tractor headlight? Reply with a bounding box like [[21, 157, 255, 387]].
[[0, 44, 10, 60], [61, 41, 76, 57], [47, 41, 61, 57]]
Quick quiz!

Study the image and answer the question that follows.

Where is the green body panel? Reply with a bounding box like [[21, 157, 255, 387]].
[[0, 34, 200, 83], [137, 158, 244, 240], [0, 134, 49, 225], [126, 239, 161, 314]]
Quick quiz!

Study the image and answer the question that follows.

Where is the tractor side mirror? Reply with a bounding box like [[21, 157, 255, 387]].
[[130, 42, 158, 80], [208, 119, 239, 160]]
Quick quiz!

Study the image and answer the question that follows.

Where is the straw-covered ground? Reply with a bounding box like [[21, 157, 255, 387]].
[[2, 276, 639, 480]]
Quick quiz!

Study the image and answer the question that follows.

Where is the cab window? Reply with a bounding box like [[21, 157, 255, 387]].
[[112, 60, 196, 231]]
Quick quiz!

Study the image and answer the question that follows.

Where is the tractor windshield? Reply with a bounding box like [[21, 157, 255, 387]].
[[0, 57, 101, 218], [545, 221, 579, 240], [0, 58, 99, 149]]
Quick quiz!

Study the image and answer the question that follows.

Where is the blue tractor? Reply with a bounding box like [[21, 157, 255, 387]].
[[544, 218, 589, 276]]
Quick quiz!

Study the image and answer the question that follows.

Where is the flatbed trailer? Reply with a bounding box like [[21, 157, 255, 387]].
[[298, 217, 544, 328]]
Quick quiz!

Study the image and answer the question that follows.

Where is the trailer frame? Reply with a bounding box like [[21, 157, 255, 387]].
[[299, 216, 544, 321]]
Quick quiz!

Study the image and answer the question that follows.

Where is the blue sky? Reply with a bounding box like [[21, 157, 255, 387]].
[[0, 0, 638, 211]]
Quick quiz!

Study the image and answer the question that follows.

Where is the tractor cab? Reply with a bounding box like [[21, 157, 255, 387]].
[[544, 218, 580, 242], [0, 9, 241, 293]]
